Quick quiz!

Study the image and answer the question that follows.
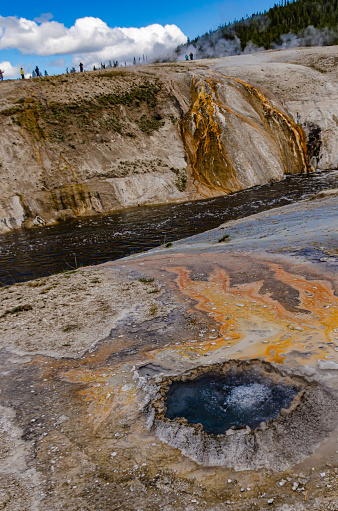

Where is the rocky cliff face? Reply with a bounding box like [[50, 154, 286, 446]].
[[1, 47, 336, 233], [181, 72, 310, 197], [0, 70, 190, 232]]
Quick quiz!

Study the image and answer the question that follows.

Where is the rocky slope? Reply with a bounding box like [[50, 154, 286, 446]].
[[0, 193, 337, 510], [1, 45, 337, 232]]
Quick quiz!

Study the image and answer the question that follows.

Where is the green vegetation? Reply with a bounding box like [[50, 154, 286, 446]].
[[173, 169, 188, 192], [183, 0, 338, 55], [103, 114, 124, 133], [1, 105, 23, 116], [149, 305, 158, 315], [139, 277, 155, 283], [93, 79, 161, 108], [171, 167, 187, 190], [136, 114, 164, 134], [27, 280, 47, 287], [1, 304, 33, 317], [0, 78, 163, 141], [148, 286, 161, 294], [2, 99, 47, 140], [218, 234, 230, 242], [62, 324, 78, 332], [101, 70, 127, 78]]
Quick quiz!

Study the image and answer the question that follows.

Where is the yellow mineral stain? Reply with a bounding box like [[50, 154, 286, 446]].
[[162, 262, 338, 366], [183, 71, 312, 196], [35, 257, 337, 428], [59, 366, 137, 432], [183, 75, 240, 194], [212, 71, 312, 174]]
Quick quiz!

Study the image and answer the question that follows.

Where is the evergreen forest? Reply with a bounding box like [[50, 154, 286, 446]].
[[181, 0, 338, 57]]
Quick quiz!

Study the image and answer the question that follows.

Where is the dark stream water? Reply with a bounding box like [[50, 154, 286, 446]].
[[165, 372, 298, 434], [0, 169, 337, 287]]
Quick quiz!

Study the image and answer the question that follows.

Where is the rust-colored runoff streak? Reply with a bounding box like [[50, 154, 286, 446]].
[[165, 261, 338, 365], [182, 75, 240, 194], [49, 182, 101, 216], [212, 71, 312, 174], [181, 71, 312, 196]]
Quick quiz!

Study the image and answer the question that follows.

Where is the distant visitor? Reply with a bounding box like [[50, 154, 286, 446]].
[[20, 68, 24, 79], [0, 69, 3, 81], [35, 66, 40, 77], [185, 54, 189, 61], [189, 52, 193, 60], [79, 62, 84, 72]]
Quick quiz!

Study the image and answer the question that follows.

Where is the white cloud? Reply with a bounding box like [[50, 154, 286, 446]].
[[0, 60, 20, 78], [0, 15, 187, 65]]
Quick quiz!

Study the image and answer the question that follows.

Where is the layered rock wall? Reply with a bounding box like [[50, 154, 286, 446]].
[[1, 49, 333, 232]]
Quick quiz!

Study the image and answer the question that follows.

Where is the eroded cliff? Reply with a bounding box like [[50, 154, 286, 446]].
[[181, 73, 311, 196], [1, 46, 337, 232]]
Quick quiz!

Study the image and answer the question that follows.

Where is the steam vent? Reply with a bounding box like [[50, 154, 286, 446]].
[[1, 47, 338, 510]]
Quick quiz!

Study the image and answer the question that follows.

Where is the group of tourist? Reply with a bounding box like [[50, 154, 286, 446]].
[[0, 66, 40, 81], [0, 55, 195, 82]]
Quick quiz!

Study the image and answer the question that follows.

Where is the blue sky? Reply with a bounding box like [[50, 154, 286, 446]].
[[0, 1, 277, 78]]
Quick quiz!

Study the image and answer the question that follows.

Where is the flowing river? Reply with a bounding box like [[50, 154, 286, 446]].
[[0, 169, 337, 287]]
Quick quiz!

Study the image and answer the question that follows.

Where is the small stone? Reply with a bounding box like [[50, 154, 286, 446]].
[[292, 482, 299, 491], [318, 360, 338, 370], [268, 498, 274, 504]]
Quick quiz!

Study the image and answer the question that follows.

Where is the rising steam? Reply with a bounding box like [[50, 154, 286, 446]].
[[176, 24, 338, 61]]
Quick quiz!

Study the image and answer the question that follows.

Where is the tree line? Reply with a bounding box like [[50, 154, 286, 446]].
[[187, 0, 338, 52]]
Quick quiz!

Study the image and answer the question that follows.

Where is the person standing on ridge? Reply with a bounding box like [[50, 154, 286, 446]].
[[185, 54, 189, 61], [189, 52, 193, 60], [79, 62, 84, 72], [20, 68, 24, 79], [0, 69, 3, 81], [35, 66, 40, 77]]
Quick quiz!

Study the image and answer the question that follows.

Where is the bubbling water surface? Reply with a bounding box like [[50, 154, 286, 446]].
[[165, 372, 298, 434]]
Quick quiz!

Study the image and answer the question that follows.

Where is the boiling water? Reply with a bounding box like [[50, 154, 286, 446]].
[[165, 372, 298, 434]]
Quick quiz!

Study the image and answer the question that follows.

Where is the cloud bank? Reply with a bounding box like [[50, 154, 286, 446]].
[[0, 15, 187, 68], [0, 60, 20, 78]]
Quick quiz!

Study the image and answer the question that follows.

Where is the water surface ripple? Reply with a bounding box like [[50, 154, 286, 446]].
[[0, 170, 337, 286], [165, 373, 298, 434]]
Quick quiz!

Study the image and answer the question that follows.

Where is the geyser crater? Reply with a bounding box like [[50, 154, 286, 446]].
[[165, 372, 299, 435], [145, 359, 338, 471]]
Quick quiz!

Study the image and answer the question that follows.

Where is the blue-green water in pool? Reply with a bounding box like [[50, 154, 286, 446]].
[[165, 372, 298, 434]]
